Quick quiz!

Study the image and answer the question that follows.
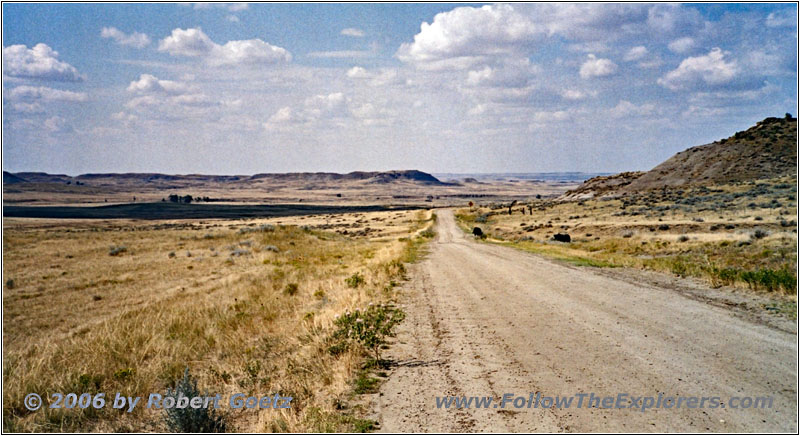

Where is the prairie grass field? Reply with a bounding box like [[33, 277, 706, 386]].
[[2, 209, 435, 432]]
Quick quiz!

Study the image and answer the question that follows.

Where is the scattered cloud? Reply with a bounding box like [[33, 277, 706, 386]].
[[121, 73, 218, 121], [345, 66, 404, 86], [227, 15, 240, 23], [158, 27, 291, 65], [667, 37, 695, 54], [265, 92, 350, 129], [607, 100, 655, 118], [44, 115, 72, 133], [766, 10, 796, 27], [624, 46, 648, 61], [100, 27, 150, 48], [560, 89, 589, 100], [341, 28, 365, 37], [579, 54, 618, 78], [467, 104, 487, 116], [2, 43, 84, 82], [127, 74, 190, 95], [535, 4, 651, 41], [5, 85, 88, 103], [193, 3, 248, 12], [646, 3, 703, 35], [658, 48, 738, 90], [464, 58, 538, 88], [266, 106, 301, 126], [307, 50, 372, 59], [531, 110, 570, 126]]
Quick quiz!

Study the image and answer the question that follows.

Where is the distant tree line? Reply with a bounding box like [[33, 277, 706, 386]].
[[163, 194, 214, 204]]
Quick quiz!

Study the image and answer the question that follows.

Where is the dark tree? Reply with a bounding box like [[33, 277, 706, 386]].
[[508, 200, 517, 215]]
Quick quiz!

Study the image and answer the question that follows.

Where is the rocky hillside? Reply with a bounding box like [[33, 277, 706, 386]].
[[564, 115, 797, 199], [560, 172, 645, 201]]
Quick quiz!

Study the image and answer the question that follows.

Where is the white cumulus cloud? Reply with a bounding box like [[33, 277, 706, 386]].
[[158, 28, 291, 65], [127, 74, 190, 95], [100, 27, 150, 48], [579, 54, 618, 79], [658, 48, 738, 91], [396, 4, 541, 69], [2, 43, 84, 82]]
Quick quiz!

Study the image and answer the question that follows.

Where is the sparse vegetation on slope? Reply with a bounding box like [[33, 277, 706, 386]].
[[457, 176, 797, 311], [564, 116, 797, 199]]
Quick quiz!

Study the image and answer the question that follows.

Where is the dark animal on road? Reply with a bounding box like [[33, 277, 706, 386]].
[[553, 233, 571, 242], [472, 227, 484, 237]]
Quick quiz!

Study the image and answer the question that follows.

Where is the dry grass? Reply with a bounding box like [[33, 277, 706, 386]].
[[457, 177, 797, 303], [3, 210, 435, 432]]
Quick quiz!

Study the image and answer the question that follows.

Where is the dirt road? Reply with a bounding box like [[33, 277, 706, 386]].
[[369, 209, 797, 432]]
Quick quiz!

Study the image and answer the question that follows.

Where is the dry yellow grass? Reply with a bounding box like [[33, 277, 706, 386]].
[[3, 209, 434, 432], [457, 177, 797, 303]]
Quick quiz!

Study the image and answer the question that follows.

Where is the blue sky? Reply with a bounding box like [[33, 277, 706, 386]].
[[2, 3, 797, 175]]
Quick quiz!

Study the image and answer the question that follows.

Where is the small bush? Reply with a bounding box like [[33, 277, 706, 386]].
[[345, 273, 365, 288], [113, 367, 135, 381], [330, 303, 405, 361], [238, 224, 275, 234], [740, 268, 796, 293], [751, 229, 769, 240], [475, 214, 489, 224], [5, 279, 14, 289], [263, 245, 280, 252], [677, 235, 689, 242], [230, 249, 251, 257], [353, 371, 379, 394], [109, 246, 127, 256], [163, 368, 228, 433], [657, 224, 670, 231], [284, 283, 299, 296]]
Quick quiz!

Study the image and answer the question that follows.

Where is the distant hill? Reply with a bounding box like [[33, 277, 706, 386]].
[[563, 115, 797, 200], [250, 170, 446, 185], [3, 170, 447, 187], [3, 171, 27, 184]]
